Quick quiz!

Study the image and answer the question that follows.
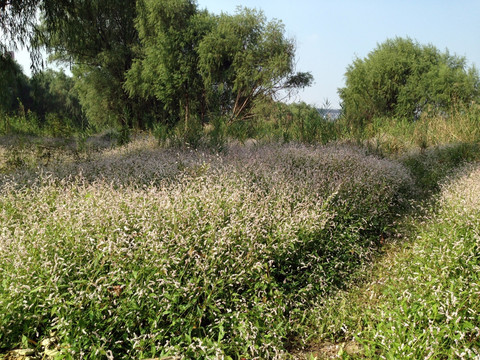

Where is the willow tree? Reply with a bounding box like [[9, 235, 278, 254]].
[[0, 0, 42, 67], [1, 0, 157, 130], [39, 0, 153, 129], [126, 3, 312, 127], [125, 0, 212, 129], [0, 55, 30, 113], [197, 7, 313, 121]]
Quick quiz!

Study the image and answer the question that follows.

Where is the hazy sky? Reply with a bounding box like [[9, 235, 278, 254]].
[[13, 0, 480, 108]]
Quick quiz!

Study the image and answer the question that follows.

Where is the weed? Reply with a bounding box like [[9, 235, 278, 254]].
[[0, 139, 413, 359]]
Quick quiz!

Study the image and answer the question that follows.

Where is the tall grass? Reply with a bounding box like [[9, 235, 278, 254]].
[[304, 161, 480, 360], [359, 105, 480, 154], [1, 99, 480, 359], [0, 111, 81, 138], [0, 139, 413, 359], [0, 112, 43, 137]]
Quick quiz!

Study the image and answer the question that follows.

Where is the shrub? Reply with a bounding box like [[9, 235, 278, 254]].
[[339, 37, 479, 126]]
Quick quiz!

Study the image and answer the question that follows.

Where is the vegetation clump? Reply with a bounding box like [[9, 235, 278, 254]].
[[339, 37, 479, 127], [307, 162, 480, 359], [0, 141, 413, 359]]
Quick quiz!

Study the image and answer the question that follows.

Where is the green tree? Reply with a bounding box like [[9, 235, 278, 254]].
[[0, 54, 31, 113], [2, 0, 155, 130], [1, 0, 39, 62], [339, 37, 480, 126], [1, 1, 79, 68], [126, 3, 312, 129], [198, 7, 312, 121], [125, 0, 212, 130], [29, 69, 86, 127], [38, 0, 156, 130]]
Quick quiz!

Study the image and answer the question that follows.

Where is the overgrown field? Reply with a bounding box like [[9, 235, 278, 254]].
[[0, 138, 414, 359], [305, 162, 480, 359]]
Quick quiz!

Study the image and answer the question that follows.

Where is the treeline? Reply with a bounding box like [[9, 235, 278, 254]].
[[0, 55, 85, 134], [1, 1, 479, 145], [1, 0, 312, 140]]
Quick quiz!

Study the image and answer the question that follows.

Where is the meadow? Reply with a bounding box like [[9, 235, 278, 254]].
[[306, 162, 480, 359], [0, 108, 480, 359]]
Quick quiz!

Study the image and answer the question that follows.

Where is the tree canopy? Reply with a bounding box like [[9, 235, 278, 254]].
[[0, 0, 38, 47], [38, 0, 156, 129], [125, 0, 211, 127], [29, 69, 85, 126], [126, 2, 312, 128], [197, 8, 312, 121], [339, 37, 480, 125], [0, 54, 30, 113], [2, 0, 312, 134]]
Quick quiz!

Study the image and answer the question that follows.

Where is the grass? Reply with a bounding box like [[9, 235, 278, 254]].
[[1, 106, 480, 359], [0, 138, 414, 359], [294, 107, 480, 359], [305, 162, 480, 359], [360, 105, 480, 155]]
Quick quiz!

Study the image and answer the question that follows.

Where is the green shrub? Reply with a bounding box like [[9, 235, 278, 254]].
[[350, 104, 480, 155], [152, 122, 170, 146], [0, 112, 42, 136]]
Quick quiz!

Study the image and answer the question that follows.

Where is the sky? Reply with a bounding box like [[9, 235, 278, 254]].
[[12, 0, 480, 109]]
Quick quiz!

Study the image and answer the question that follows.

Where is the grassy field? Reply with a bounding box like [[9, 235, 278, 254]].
[[0, 136, 414, 359], [304, 162, 480, 360], [0, 119, 479, 359]]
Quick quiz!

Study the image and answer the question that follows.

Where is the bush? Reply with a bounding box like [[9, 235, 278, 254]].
[[339, 37, 479, 127], [0, 111, 42, 136]]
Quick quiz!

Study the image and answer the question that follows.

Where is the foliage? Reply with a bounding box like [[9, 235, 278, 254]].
[[238, 101, 338, 144], [126, 0, 211, 131], [0, 111, 80, 138], [0, 112, 42, 137], [339, 37, 480, 126], [197, 7, 312, 121], [343, 103, 480, 155], [0, 139, 413, 358], [0, 54, 30, 113], [127, 3, 312, 134], [29, 69, 86, 128], [309, 161, 480, 359], [0, 0, 40, 63], [3, 1, 313, 137], [0, 62, 88, 136], [39, 0, 158, 130], [287, 102, 337, 143]]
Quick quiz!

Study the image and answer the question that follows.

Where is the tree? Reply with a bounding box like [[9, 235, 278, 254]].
[[126, 4, 312, 127], [0, 0, 39, 57], [29, 69, 86, 127], [2, 0, 154, 130], [0, 54, 31, 113], [339, 37, 480, 125], [0, 0, 62, 78], [197, 7, 312, 121], [125, 0, 212, 129], [37, 0, 158, 130]]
